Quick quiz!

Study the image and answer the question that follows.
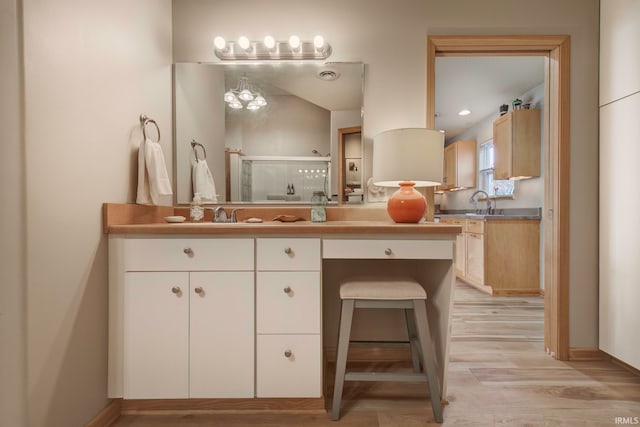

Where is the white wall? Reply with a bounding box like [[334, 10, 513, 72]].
[[22, 1, 173, 425], [442, 83, 545, 210], [172, 0, 599, 348], [599, 0, 640, 369], [0, 0, 27, 425]]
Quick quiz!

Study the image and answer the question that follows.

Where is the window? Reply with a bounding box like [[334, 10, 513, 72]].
[[478, 140, 514, 197]]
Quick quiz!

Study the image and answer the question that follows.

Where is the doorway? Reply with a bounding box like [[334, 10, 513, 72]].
[[427, 35, 571, 360]]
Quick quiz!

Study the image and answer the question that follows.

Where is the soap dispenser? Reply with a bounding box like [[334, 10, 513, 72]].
[[190, 192, 204, 222]]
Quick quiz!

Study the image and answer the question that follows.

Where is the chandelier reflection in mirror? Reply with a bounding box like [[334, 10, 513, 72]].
[[223, 77, 267, 110]]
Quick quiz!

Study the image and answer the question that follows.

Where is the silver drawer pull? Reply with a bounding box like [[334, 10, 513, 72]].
[[284, 350, 292, 358], [183, 247, 193, 255], [284, 247, 292, 255], [194, 287, 203, 294], [171, 286, 181, 294], [283, 286, 292, 294], [384, 248, 393, 256]]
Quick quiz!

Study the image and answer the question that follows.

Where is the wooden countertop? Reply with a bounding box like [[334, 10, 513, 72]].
[[107, 220, 461, 235], [103, 203, 461, 235]]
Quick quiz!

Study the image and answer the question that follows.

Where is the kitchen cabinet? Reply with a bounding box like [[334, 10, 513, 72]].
[[439, 140, 476, 191], [493, 109, 540, 180], [439, 217, 540, 295], [256, 238, 322, 398], [110, 238, 255, 399]]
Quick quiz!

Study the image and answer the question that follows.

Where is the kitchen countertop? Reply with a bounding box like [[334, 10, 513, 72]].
[[436, 208, 541, 220]]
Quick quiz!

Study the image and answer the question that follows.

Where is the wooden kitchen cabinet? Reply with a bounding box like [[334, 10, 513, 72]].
[[493, 109, 541, 180], [440, 217, 540, 295], [439, 140, 476, 191]]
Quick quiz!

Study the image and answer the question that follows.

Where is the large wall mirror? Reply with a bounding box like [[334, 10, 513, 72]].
[[174, 62, 364, 205]]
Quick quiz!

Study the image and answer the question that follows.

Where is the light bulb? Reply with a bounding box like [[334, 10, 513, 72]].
[[246, 101, 260, 110], [224, 91, 236, 103], [238, 89, 254, 101], [263, 35, 276, 50], [213, 36, 226, 50], [458, 109, 471, 116], [238, 36, 251, 50], [229, 101, 243, 109], [288, 35, 301, 50], [254, 95, 267, 106], [313, 35, 325, 50]]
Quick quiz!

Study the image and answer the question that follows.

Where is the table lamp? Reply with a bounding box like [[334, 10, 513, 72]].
[[372, 128, 444, 223]]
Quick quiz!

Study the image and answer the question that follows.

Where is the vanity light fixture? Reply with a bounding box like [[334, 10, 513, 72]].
[[224, 76, 267, 110], [213, 34, 331, 60]]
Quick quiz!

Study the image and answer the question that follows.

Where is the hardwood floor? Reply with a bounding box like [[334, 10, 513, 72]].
[[112, 282, 640, 426]]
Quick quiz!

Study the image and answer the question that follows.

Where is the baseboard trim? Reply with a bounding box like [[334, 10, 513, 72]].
[[568, 348, 609, 361], [85, 399, 121, 427], [600, 351, 640, 377], [120, 398, 326, 415], [492, 289, 542, 296]]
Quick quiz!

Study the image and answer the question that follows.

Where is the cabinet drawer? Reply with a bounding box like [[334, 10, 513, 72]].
[[440, 217, 467, 232], [257, 272, 321, 334], [467, 219, 485, 234], [257, 238, 320, 271], [323, 239, 453, 260], [124, 238, 254, 271], [256, 334, 322, 398]]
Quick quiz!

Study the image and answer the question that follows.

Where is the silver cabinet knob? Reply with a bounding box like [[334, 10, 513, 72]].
[[284, 247, 292, 255], [194, 287, 203, 294], [284, 350, 292, 358], [171, 286, 181, 294], [385, 248, 393, 255], [183, 247, 193, 255], [283, 286, 292, 294]]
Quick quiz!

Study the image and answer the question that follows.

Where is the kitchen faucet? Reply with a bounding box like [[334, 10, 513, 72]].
[[469, 190, 493, 214]]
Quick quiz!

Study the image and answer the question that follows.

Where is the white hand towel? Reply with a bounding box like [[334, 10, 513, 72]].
[[136, 138, 173, 205], [192, 158, 217, 202]]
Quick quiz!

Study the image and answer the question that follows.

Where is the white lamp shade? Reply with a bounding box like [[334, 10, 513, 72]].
[[372, 128, 444, 187]]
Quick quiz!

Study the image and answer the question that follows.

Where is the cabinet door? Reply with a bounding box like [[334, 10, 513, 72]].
[[257, 271, 321, 334], [442, 145, 456, 190], [189, 272, 254, 398], [455, 233, 466, 278], [493, 114, 512, 180], [256, 334, 322, 398], [124, 272, 189, 399], [466, 233, 485, 285]]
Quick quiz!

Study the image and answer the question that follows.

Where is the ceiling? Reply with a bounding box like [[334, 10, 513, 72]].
[[435, 56, 545, 142]]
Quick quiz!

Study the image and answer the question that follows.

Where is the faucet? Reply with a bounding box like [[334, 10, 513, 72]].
[[230, 208, 244, 223], [469, 190, 493, 214], [213, 206, 228, 223]]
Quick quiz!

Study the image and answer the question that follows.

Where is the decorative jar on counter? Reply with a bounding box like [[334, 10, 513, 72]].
[[310, 191, 327, 223]]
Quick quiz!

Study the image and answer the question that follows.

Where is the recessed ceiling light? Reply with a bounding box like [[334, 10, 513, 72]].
[[458, 109, 471, 116]]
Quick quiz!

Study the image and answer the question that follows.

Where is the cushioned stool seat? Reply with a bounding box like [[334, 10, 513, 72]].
[[331, 278, 443, 423]]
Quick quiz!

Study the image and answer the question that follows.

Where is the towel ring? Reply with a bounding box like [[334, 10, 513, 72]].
[[139, 114, 160, 143], [191, 140, 207, 161]]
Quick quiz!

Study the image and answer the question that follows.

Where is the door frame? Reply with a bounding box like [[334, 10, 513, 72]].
[[426, 35, 571, 360], [337, 126, 362, 205]]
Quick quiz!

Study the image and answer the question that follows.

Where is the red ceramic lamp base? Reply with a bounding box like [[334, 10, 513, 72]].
[[386, 181, 427, 223]]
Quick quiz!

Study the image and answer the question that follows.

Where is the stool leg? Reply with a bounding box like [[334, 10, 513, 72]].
[[404, 309, 422, 373], [413, 300, 443, 423], [331, 299, 355, 421]]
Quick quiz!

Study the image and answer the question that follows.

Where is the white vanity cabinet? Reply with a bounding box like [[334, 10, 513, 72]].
[[109, 237, 255, 399], [256, 238, 322, 398]]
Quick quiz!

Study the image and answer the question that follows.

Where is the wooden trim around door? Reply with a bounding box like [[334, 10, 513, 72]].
[[337, 126, 362, 205], [426, 35, 571, 360]]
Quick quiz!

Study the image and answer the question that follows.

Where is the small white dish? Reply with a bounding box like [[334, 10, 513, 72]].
[[164, 215, 186, 223]]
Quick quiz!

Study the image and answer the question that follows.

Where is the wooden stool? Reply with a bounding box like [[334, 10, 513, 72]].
[[330, 279, 443, 423]]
